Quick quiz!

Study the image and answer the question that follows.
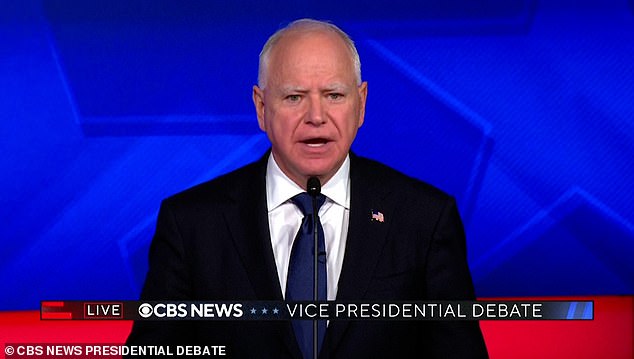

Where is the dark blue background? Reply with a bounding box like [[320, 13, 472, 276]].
[[2, 0, 633, 310]]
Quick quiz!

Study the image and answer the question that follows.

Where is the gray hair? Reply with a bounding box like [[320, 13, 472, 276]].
[[257, 18, 362, 89]]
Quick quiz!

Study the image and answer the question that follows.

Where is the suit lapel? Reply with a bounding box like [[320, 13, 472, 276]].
[[222, 153, 303, 358], [222, 154, 284, 300], [324, 153, 395, 354]]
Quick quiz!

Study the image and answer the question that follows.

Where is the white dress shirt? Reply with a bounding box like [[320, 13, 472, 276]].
[[266, 153, 350, 301]]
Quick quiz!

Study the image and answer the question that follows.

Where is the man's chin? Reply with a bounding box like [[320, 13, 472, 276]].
[[297, 164, 339, 184]]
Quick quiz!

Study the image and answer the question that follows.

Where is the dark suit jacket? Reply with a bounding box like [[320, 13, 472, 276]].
[[126, 152, 488, 358]]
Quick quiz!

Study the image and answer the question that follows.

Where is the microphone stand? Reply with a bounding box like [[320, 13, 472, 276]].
[[307, 177, 321, 359]]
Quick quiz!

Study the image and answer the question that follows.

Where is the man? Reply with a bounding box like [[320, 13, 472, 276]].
[[126, 18, 488, 358]]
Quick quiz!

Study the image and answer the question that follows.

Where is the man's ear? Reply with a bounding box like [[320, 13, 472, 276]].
[[357, 81, 368, 128], [253, 85, 266, 131]]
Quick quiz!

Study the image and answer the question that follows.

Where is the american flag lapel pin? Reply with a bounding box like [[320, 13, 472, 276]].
[[370, 210, 384, 223]]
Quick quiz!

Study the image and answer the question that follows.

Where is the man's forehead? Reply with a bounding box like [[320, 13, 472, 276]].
[[261, 28, 357, 89]]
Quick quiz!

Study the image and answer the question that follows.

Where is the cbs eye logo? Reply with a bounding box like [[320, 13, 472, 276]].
[[138, 303, 154, 318], [137, 303, 189, 318]]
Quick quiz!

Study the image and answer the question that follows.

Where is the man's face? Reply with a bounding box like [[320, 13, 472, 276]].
[[253, 30, 368, 188]]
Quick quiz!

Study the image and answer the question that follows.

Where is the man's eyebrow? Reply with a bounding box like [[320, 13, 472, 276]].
[[279, 85, 308, 93], [322, 83, 349, 92], [276, 84, 350, 94]]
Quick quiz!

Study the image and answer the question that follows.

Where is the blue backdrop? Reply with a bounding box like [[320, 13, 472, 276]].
[[2, 0, 633, 310]]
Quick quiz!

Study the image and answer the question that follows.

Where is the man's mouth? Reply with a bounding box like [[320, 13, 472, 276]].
[[301, 138, 330, 147]]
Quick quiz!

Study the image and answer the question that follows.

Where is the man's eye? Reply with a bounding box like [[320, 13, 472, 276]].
[[329, 93, 343, 100], [286, 95, 301, 102]]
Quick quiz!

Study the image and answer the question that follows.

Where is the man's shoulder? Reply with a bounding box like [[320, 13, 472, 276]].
[[162, 157, 265, 207], [351, 154, 452, 202]]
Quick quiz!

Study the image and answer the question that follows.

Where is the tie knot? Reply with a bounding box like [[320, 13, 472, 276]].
[[291, 192, 326, 216]]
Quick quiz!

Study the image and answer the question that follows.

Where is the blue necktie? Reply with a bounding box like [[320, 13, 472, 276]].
[[286, 192, 327, 359]]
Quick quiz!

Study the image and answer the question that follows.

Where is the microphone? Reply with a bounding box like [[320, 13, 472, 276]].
[[306, 176, 321, 359], [307, 176, 321, 197]]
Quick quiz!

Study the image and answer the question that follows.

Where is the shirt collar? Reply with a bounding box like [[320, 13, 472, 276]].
[[266, 153, 351, 211], [322, 156, 350, 209]]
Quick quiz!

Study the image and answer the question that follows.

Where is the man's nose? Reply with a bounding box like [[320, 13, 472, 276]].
[[305, 96, 326, 125]]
